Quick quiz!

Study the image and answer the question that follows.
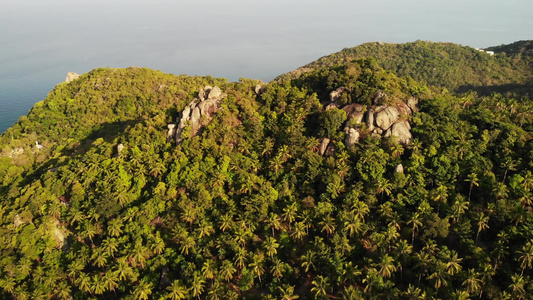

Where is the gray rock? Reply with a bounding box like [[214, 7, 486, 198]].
[[342, 103, 365, 124], [395, 164, 404, 173], [208, 86, 222, 100], [319, 138, 330, 156], [373, 90, 387, 104], [255, 84, 263, 95], [198, 99, 219, 118], [389, 121, 412, 145], [407, 97, 419, 113], [344, 127, 360, 148], [397, 102, 412, 116], [329, 86, 345, 102], [13, 214, 23, 227], [375, 106, 400, 130], [326, 102, 340, 111], [366, 108, 375, 131], [65, 72, 80, 83], [167, 124, 176, 142], [190, 107, 201, 136], [198, 87, 207, 101]]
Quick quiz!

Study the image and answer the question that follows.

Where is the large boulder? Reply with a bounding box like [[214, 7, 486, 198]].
[[385, 121, 412, 145], [375, 106, 400, 130], [65, 72, 80, 83], [407, 97, 419, 113], [344, 127, 360, 148], [318, 138, 330, 156], [343, 103, 365, 124], [366, 108, 375, 131], [395, 164, 404, 173], [208, 86, 222, 100], [329, 86, 345, 102], [174, 86, 225, 142], [373, 90, 387, 104]]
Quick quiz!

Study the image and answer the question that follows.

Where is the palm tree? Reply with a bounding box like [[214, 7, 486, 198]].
[[475, 212, 489, 243], [462, 269, 482, 297], [394, 239, 412, 280], [190, 271, 205, 299], [103, 270, 118, 292], [166, 280, 188, 300], [319, 214, 336, 236], [427, 262, 448, 294], [509, 274, 526, 299], [132, 279, 152, 300], [267, 212, 282, 236], [264, 237, 279, 258], [76, 272, 92, 294], [219, 213, 233, 232], [407, 212, 422, 244], [451, 198, 469, 223], [107, 219, 123, 237], [301, 250, 316, 273], [282, 203, 298, 229], [291, 221, 307, 241], [220, 260, 237, 282], [249, 253, 265, 282], [501, 157, 519, 182], [517, 241, 533, 275], [378, 255, 397, 279], [279, 284, 299, 300], [311, 275, 330, 299], [351, 200, 369, 222], [444, 250, 463, 275], [465, 172, 479, 201], [271, 258, 285, 278]]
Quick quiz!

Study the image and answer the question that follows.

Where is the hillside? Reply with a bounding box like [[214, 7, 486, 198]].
[[282, 40, 533, 96], [0, 42, 532, 299]]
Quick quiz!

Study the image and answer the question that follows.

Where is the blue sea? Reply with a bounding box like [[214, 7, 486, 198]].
[[0, 0, 529, 134]]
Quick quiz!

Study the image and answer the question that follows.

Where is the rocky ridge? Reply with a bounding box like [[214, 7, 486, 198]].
[[322, 87, 418, 154], [168, 86, 225, 143]]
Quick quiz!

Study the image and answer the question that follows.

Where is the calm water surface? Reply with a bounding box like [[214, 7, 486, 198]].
[[0, 0, 530, 133]]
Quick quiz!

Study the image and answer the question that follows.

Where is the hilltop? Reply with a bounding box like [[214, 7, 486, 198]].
[[0, 41, 532, 299], [282, 40, 533, 96]]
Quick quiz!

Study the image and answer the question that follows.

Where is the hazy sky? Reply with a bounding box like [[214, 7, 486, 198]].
[[0, 0, 531, 132], [1, 0, 530, 81]]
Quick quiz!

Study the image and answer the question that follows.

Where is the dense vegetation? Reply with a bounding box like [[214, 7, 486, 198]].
[[283, 40, 533, 96], [0, 41, 532, 299]]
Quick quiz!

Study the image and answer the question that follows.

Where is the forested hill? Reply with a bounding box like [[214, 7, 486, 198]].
[[282, 40, 533, 96], [0, 42, 532, 299]]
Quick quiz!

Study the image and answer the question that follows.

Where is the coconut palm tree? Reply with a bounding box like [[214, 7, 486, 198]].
[[311, 275, 330, 299], [166, 280, 188, 300]]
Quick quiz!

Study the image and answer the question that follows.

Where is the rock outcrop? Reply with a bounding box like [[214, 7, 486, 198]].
[[65, 72, 80, 83], [170, 86, 225, 143], [318, 138, 331, 156], [344, 127, 360, 148], [320, 89, 419, 153], [384, 121, 412, 145], [329, 86, 345, 102], [375, 106, 400, 130], [395, 164, 404, 173]]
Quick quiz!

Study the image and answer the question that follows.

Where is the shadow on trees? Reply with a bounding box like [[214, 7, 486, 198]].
[[455, 81, 533, 98]]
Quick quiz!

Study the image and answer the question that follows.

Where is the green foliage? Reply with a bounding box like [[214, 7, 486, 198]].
[[0, 41, 532, 299]]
